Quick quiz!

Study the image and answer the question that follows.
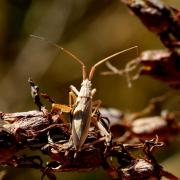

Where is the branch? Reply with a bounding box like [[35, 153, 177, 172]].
[[121, 0, 180, 49], [0, 86, 179, 179], [102, 49, 180, 88]]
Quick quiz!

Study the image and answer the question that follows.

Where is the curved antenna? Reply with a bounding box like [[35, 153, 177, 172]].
[[30, 35, 87, 80], [89, 46, 138, 80]]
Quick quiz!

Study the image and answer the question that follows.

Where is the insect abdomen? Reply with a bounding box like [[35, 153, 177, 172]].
[[72, 98, 92, 151]]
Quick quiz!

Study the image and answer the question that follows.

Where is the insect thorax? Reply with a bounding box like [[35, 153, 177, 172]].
[[78, 79, 92, 98]]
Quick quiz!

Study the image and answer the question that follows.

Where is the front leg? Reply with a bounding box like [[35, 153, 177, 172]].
[[69, 85, 79, 107], [70, 85, 79, 96], [51, 86, 78, 115], [69, 91, 77, 108]]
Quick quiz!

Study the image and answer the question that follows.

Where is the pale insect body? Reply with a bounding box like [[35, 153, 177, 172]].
[[71, 80, 95, 150], [30, 34, 137, 152]]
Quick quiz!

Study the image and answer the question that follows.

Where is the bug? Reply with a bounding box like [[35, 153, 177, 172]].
[[31, 35, 137, 153]]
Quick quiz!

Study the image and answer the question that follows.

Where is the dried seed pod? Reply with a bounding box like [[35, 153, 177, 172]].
[[1, 111, 51, 142], [102, 50, 180, 88], [119, 159, 155, 180], [130, 111, 180, 141], [138, 51, 180, 88], [122, 0, 171, 34], [121, 0, 180, 48]]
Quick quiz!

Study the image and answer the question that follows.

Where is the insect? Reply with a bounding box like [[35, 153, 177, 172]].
[[31, 35, 137, 153]]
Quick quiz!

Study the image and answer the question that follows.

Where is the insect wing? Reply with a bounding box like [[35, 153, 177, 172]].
[[72, 98, 92, 150]]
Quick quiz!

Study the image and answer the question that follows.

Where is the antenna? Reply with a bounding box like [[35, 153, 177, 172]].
[[89, 46, 138, 80], [30, 35, 138, 81], [30, 35, 87, 80]]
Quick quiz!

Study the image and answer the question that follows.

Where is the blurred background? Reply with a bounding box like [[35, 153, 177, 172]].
[[0, 0, 180, 179]]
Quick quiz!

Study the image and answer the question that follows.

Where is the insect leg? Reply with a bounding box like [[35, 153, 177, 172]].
[[91, 88, 96, 96], [51, 103, 72, 124], [51, 104, 72, 113], [70, 85, 79, 96], [96, 120, 111, 142], [69, 85, 79, 107], [91, 100, 112, 147], [69, 91, 77, 108], [91, 100, 102, 116]]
